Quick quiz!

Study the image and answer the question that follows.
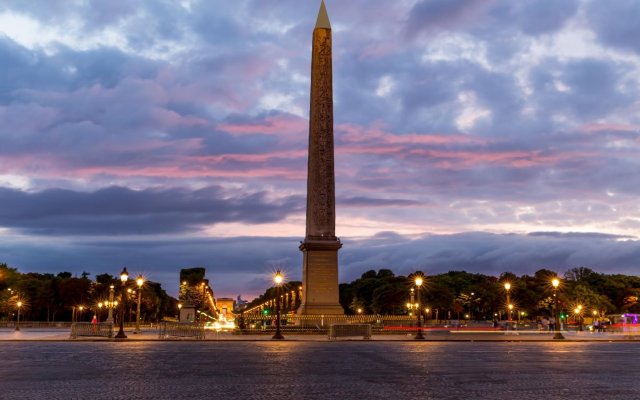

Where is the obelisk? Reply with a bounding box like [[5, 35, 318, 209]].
[[298, 0, 344, 316]]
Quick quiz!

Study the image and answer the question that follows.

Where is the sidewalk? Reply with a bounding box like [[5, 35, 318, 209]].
[[2, 328, 639, 341]]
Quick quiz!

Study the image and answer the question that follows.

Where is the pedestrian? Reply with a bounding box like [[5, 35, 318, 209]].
[[549, 316, 555, 331], [91, 314, 98, 332], [541, 317, 549, 331]]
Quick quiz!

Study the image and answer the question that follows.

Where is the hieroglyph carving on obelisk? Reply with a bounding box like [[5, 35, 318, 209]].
[[298, 0, 344, 316]]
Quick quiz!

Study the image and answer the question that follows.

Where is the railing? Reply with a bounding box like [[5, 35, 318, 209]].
[[0, 321, 73, 329], [70, 322, 113, 339], [328, 324, 372, 340], [158, 322, 205, 340]]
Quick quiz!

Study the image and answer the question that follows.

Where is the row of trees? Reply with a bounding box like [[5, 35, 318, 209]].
[[0, 263, 178, 322], [246, 267, 640, 319], [339, 267, 640, 319]]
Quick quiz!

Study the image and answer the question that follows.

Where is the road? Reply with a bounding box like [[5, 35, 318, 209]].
[[1, 341, 638, 399]]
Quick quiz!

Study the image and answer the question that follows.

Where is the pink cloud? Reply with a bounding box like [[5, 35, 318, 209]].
[[581, 123, 640, 134], [218, 114, 307, 140]]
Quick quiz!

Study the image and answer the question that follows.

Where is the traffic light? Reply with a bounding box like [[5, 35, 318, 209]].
[[263, 308, 270, 315]]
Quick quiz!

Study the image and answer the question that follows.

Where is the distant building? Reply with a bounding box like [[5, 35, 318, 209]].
[[216, 298, 235, 319]]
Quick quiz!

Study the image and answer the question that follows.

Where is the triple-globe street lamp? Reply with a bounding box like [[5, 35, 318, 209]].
[[106, 285, 115, 323], [115, 267, 129, 339]]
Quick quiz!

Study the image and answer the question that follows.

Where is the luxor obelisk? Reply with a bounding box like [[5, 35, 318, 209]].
[[298, 1, 344, 316]]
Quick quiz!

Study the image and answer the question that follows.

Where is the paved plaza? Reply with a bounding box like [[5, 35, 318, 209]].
[[1, 339, 639, 399]]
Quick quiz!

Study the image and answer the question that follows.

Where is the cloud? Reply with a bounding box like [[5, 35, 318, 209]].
[[4, 231, 640, 298], [0, 186, 304, 235], [586, 0, 640, 54]]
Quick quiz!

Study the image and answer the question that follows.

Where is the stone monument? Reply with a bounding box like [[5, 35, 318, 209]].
[[297, 1, 344, 316]]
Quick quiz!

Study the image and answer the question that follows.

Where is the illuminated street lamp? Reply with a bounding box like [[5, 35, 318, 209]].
[[178, 303, 183, 321], [552, 278, 565, 340], [504, 282, 512, 322], [107, 285, 115, 323], [98, 302, 103, 321], [134, 275, 144, 334], [574, 305, 583, 331], [272, 270, 284, 340], [15, 301, 22, 331], [115, 267, 129, 339], [414, 275, 425, 340]]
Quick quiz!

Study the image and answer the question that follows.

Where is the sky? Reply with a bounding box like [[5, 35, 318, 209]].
[[1, 0, 640, 299]]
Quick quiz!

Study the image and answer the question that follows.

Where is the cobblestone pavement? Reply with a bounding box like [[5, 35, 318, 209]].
[[1, 341, 639, 399]]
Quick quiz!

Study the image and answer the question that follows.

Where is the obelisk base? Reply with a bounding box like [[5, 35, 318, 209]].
[[297, 240, 344, 316]]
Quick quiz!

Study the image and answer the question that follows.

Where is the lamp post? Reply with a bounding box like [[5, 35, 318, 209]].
[[504, 283, 512, 322], [425, 307, 430, 325], [134, 275, 144, 334], [15, 301, 22, 331], [178, 303, 183, 321], [552, 278, 565, 339], [115, 267, 129, 339], [593, 310, 598, 332], [575, 305, 583, 332], [98, 302, 103, 322], [414, 276, 425, 340], [78, 306, 84, 322], [107, 285, 115, 323], [272, 270, 284, 340]]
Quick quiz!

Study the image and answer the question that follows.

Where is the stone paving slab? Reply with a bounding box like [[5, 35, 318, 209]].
[[1, 341, 639, 399]]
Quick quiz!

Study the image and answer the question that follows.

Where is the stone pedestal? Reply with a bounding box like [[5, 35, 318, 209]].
[[297, 240, 344, 315]]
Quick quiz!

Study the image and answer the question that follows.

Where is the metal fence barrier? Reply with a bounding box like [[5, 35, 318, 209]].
[[158, 322, 205, 340], [328, 324, 372, 340], [70, 322, 113, 339]]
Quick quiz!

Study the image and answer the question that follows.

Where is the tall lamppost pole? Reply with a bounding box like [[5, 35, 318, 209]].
[[178, 303, 183, 321], [107, 285, 115, 323], [134, 275, 144, 334], [504, 282, 511, 322], [415, 276, 425, 340], [575, 305, 583, 332], [15, 301, 22, 331], [115, 267, 129, 339], [552, 278, 565, 340], [272, 270, 284, 340]]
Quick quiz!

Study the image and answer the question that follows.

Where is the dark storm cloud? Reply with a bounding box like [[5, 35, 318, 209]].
[[4, 231, 640, 297], [339, 196, 420, 207], [341, 232, 640, 280], [0, 186, 304, 235]]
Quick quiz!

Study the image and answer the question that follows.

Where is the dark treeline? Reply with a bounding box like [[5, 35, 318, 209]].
[[0, 263, 177, 322], [248, 267, 640, 319], [339, 267, 640, 319]]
